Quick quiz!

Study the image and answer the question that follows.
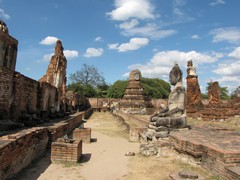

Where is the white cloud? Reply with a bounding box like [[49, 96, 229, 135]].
[[95, 36, 103, 42], [0, 9, 10, 20], [64, 50, 79, 59], [191, 34, 201, 39], [106, 0, 155, 21], [210, 27, 240, 44], [124, 50, 218, 78], [209, 0, 225, 6], [108, 37, 149, 52], [228, 47, 240, 59], [84, 48, 104, 57], [120, 23, 177, 39], [213, 61, 240, 76], [40, 36, 59, 45], [119, 19, 139, 30]]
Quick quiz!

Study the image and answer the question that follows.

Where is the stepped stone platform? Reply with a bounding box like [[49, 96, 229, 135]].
[[170, 125, 240, 179]]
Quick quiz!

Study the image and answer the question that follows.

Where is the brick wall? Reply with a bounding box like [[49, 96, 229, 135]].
[[0, 67, 14, 119], [0, 111, 85, 179], [10, 72, 38, 120], [0, 128, 49, 179], [51, 138, 82, 162], [48, 112, 83, 142]]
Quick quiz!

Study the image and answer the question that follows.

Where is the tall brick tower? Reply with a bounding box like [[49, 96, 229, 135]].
[[0, 20, 18, 71]]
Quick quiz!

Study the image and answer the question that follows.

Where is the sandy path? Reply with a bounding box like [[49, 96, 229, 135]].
[[16, 112, 139, 180]]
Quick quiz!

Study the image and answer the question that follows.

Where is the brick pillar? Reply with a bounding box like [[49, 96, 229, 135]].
[[51, 138, 82, 163]]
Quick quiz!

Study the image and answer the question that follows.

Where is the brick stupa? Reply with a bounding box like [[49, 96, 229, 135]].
[[186, 60, 203, 113], [119, 69, 153, 114]]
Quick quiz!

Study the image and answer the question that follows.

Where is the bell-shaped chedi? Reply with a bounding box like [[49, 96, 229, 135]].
[[39, 40, 67, 111], [186, 60, 203, 113], [119, 69, 153, 114]]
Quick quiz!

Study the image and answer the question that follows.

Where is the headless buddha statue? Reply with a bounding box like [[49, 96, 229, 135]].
[[150, 63, 187, 128]]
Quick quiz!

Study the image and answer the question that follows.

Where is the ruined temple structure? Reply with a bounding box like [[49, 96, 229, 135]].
[[39, 40, 67, 112], [0, 20, 18, 71], [208, 81, 220, 105], [186, 60, 203, 114], [201, 81, 240, 120], [119, 69, 153, 114], [0, 20, 89, 130]]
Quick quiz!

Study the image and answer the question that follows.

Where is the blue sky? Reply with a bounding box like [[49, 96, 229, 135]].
[[1, 0, 240, 93]]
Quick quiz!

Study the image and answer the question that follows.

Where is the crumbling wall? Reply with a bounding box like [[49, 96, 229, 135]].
[[38, 82, 58, 113], [0, 67, 14, 119], [10, 72, 38, 120], [0, 111, 85, 179]]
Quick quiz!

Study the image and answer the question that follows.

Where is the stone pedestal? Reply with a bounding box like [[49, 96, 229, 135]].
[[51, 138, 82, 163], [73, 127, 91, 143]]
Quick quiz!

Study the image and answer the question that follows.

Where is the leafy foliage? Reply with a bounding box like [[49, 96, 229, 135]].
[[67, 83, 97, 97], [106, 78, 170, 99], [107, 80, 128, 98], [141, 78, 170, 99]]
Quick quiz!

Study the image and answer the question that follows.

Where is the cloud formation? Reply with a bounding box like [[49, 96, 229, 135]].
[[0, 9, 10, 20], [95, 36, 103, 42], [108, 37, 149, 52], [228, 47, 240, 59], [209, 0, 225, 6], [120, 23, 177, 39], [64, 50, 79, 59], [40, 36, 59, 45], [124, 50, 218, 78], [210, 27, 240, 44], [84, 48, 104, 57], [106, 0, 155, 21]]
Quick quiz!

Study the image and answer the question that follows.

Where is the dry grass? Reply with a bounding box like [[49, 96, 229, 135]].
[[188, 116, 240, 132]]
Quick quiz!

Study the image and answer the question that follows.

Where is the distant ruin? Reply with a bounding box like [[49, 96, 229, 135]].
[[0, 20, 89, 130], [119, 69, 153, 114]]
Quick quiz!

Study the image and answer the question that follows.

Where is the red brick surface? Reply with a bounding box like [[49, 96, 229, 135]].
[[51, 138, 82, 163], [170, 126, 240, 179]]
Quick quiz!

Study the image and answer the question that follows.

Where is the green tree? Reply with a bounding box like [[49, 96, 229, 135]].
[[67, 83, 97, 97], [69, 63, 106, 87], [106, 78, 170, 99], [107, 80, 128, 98]]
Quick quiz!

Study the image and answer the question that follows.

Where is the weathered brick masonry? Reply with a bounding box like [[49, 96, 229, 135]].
[[51, 138, 82, 163], [0, 111, 85, 179]]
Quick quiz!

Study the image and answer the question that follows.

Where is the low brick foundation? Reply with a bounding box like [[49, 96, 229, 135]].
[[51, 138, 82, 163], [73, 127, 91, 143], [0, 110, 92, 179], [0, 128, 49, 179], [170, 126, 240, 179]]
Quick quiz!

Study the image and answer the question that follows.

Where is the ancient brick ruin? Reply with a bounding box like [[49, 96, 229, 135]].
[[186, 60, 203, 114], [39, 40, 67, 112], [51, 138, 82, 163], [119, 69, 153, 114], [0, 21, 87, 130]]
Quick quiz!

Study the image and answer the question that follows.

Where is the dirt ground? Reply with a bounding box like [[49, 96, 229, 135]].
[[14, 112, 221, 180]]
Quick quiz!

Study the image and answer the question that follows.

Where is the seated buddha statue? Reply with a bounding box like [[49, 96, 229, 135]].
[[149, 63, 187, 128]]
